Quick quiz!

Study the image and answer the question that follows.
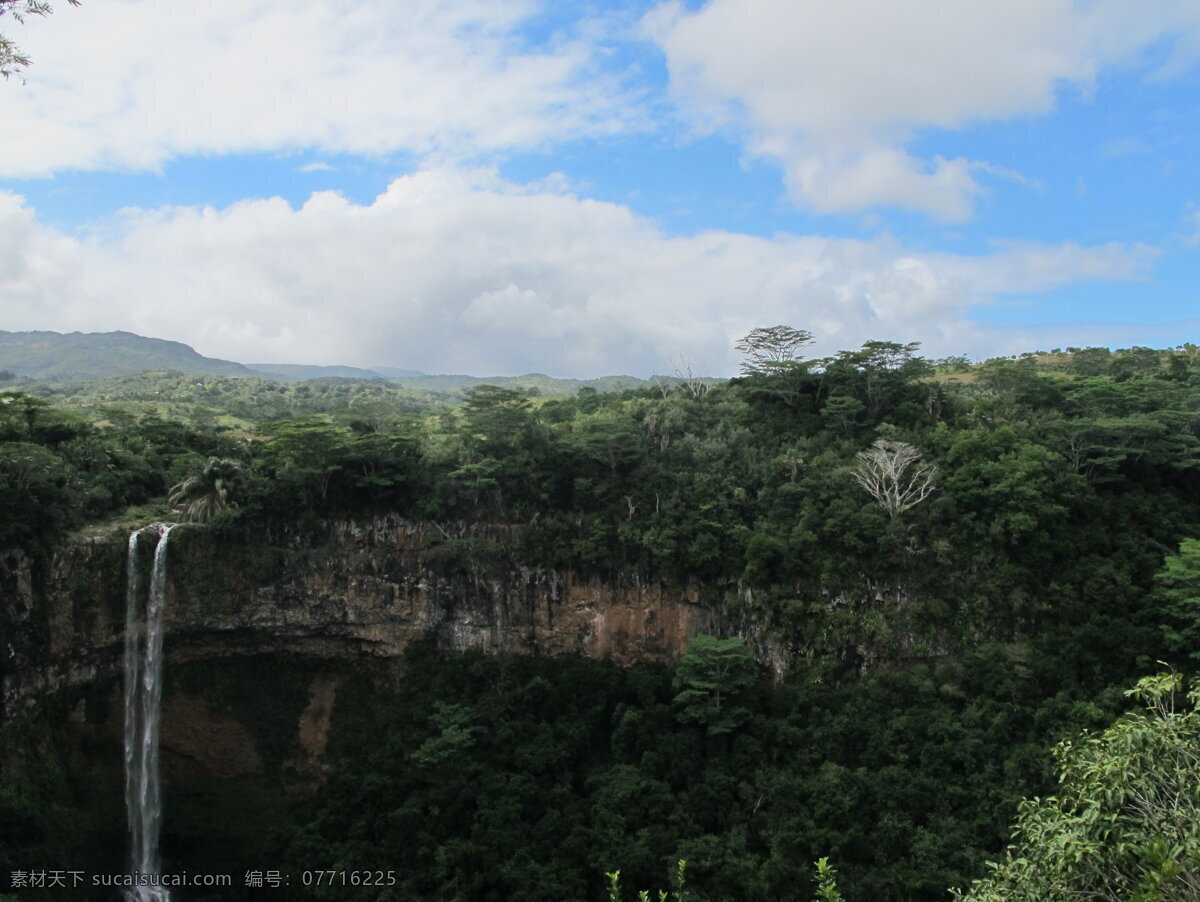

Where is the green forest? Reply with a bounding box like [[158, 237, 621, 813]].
[[3, 331, 1200, 900]]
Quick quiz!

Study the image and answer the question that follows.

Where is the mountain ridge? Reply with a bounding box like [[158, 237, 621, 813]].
[[0, 330, 253, 381], [0, 329, 687, 395]]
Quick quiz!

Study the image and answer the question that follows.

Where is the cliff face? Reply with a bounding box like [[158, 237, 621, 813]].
[[2, 516, 722, 719], [0, 517, 737, 897]]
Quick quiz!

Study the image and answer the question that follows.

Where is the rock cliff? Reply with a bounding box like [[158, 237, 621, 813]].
[[2, 516, 722, 720]]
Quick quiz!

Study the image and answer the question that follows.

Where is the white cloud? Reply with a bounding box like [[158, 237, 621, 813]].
[[1184, 204, 1200, 247], [940, 240, 1159, 293], [646, 0, 1200, 219], [779, 149, 981, 223], [0, 172, 1163, 376], [0, 0, 639, 177]]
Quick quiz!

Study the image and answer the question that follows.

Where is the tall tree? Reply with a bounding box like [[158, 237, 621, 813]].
[[735, 325, 818, 409], [0, 391, 49, 439], [735, 325, 814, 376], [672, 635, 757, 735], [262, 419, 350, 508]]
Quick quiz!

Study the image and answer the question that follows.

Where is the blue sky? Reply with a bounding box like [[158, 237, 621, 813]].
[[0, 0, 1197, 376]]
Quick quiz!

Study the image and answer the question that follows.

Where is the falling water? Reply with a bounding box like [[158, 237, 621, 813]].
[[123, 524, 175, 902], [122, 532, 144, 885]]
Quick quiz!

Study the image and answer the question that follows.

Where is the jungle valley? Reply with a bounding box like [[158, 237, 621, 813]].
[[2, 330, 1200, 901]]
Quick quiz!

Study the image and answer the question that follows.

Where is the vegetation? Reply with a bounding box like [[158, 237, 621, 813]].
[[3, 333, 1200, 899], [167, 457, 242, 522], [812, 859, 846, 902], [0, 329, 249, 380], [605, 859, 688, 902], [953, 671, 1200, 901], [1152, 539, 1200, 669], [0, 0, 78, 80]]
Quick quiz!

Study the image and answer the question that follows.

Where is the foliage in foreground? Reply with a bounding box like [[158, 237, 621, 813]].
[[607, 858, 845, 902], [953, 672, 1200, 902], [605, 858, 688, 902], [811, 858, 846, 902]]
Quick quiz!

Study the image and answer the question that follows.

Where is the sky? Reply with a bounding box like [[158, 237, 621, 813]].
[[1, 0, 1198, 378]]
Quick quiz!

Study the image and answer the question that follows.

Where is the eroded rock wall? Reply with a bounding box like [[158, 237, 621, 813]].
[[2, 516, 722, 719]]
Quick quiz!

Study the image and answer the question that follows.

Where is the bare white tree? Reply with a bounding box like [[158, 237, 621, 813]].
[[853, 439, 937, 518], [671, 354, 711, 400]]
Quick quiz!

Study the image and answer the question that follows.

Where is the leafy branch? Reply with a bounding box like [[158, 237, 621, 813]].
[[1, 0, 78, 80]]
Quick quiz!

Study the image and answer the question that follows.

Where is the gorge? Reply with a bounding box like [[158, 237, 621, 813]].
[[2, 516, 729, 899], [3, 343, 1197, 900]]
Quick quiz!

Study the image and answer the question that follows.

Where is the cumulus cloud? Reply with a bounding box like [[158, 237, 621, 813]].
[[0, 0, 639, 177], [646, 0, 1200, 219], [0, 172, 1162, 376]]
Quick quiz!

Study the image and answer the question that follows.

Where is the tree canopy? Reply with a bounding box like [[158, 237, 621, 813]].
[[734, 325, 814, 375]]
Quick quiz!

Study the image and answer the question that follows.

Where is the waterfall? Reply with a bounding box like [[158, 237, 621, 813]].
[[123, 524, 175, 902], [122, 532, 144, 887]]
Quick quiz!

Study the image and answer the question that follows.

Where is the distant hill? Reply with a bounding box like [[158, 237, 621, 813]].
[[369, 365, 428, 379], [386, 372, 650, 395], [241, 366, 657, 395], [0, 330, 714, 396], [247, 363, 390, 382], [0, 331, 253, 381]]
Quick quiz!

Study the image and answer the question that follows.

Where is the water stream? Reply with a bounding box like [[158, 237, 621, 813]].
[[123, 524, 175, 902]]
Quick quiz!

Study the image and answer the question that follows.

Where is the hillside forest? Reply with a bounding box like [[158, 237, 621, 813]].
[[2, 330, 1200, 900]]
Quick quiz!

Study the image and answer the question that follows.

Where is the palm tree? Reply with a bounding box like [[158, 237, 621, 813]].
[[168, 457, 242, 522]]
